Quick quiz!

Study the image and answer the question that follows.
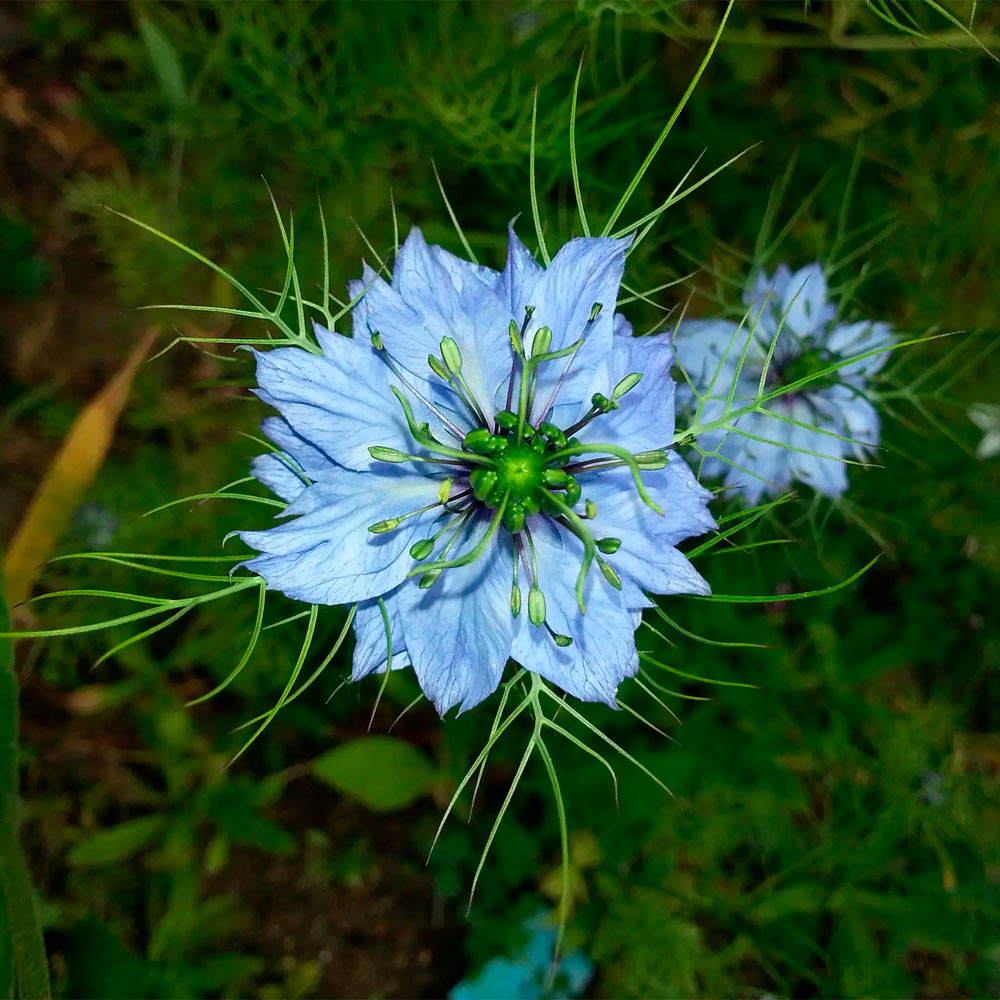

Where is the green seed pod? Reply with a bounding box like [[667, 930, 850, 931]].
[[597, 536, 621, 554], [504, 502, 525, 534], [528, 585, 546, 626], [495, 409, 518, 431], [463, 427, 493, 452], [470, 468, 498, 501], [542, 468, 569, 488], [409, 538, 434, 560], [564, 479, 582, 507], [440, 336, 463, 374]]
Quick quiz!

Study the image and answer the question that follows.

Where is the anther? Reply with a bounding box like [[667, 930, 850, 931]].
[[528, 585, 546, 627], [612, 372, 642, 400], [597, 537, 621, 554], [410, 538, 434, 560], [440, 336, 463, 375], [369, 446, 409, 463]]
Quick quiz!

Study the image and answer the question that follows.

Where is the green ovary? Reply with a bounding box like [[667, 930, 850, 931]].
[[496, 445, 545, 499]]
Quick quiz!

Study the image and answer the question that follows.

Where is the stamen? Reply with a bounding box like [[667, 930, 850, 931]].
[[544, 490, 596, 613], [549, 441, 665, 515], [504, 306, 534, 413], [371, 332, 467, 441], [368, 445, 467, 468], [409, 494, 510, 579], [533, 301, 604, 425], [391, 387, 494, 467], [510, 538, 521, 618]]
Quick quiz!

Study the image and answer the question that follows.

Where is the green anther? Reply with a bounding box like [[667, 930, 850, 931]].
[[537, 421, 566, 448], [509, 319, 525, 358], [419, 569, 442, 590], [531, 326, 552, 357], [612, 372, 642, 400], [369, 446, 409, 463], [635, 449, 669, 470], [585, 500, 597, 519], [589, 302, 603, 321], [528, 585, 546, 627], [495, 409, 518, 432], [550, 441, 664, 516], [553, 633, 573, 648], [598, 558, 622, 591], [368, 518, 400, 534], [371, 332, 384, 350], [440, 336, 463, 374], [511, 583, 522, 618], [542, 468, 569, 488], [597, 537, 621, 554], [437, 478, 454, 504], [428, 355, 450, 381], [470, 468, 498, 501], [463, 427, 493, 452], [504, 502, 525, 534], [564, 479, 582, 507], [410, 538, 434, 560]]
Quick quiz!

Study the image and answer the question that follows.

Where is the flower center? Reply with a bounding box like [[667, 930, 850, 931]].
[[496, 444, 544, 498], [777, 347, 840, 392]]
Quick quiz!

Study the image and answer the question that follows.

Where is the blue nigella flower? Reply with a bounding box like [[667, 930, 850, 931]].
[[673, 263, 894, 503], [239, 226, 715, 715]]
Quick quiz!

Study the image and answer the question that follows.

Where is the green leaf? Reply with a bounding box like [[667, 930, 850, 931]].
[[312, 736, 437, 812], [67, 815, 167, 867], [136, 15, 187, 108]]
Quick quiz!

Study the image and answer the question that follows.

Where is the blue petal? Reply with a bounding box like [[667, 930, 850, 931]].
[[259, 416, 335, 480], [375, 227, 512, 418], [586, 327, 676, 454], [744, 263, 792, 309], [511, 521, 640, 706], [249, 453, 309, 504], [495, 223, 544, 316], [584, 461, 714, 598], [395, 518, 515, 715], [780, 263, 831, 338], [352, 593, 412, 680], [252, 340, 412, 472], [826, 320, 895, 377], [515, 235, 632, 424], [672, 319, 762, 391], [239, 465, 441, 605]]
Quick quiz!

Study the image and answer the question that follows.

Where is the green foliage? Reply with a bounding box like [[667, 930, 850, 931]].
[[313, 736, 439, 812], [4, 0, 999, 997]]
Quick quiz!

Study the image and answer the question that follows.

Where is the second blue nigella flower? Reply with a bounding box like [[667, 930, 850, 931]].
[[673, 263, 894, 503], [239, 226, 715, 715]]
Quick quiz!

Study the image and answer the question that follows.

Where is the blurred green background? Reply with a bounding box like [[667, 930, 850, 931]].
[[1, 2, 998, 997]]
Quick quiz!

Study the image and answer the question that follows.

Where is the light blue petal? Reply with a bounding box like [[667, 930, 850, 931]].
[[586, 328, 676, 454], [249, 453, 309, 504], [780, 263, 830, 338], [240, 465, 441, 605], [495, 223, 544, 316], [827, 320, 895, 377], [744, 263, 792, 309], [387, 227, 512, 418], [259, 416, 335, 480], [517, 235, 632, 424], [352, 593, 412, 680], [252, 340, 411, 472], [584, 461, 714, 597], [672, 319, 762, 392], [826, 384, 881, 458], [395, 518, 515, 715], [511, 522, 639, 706]]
